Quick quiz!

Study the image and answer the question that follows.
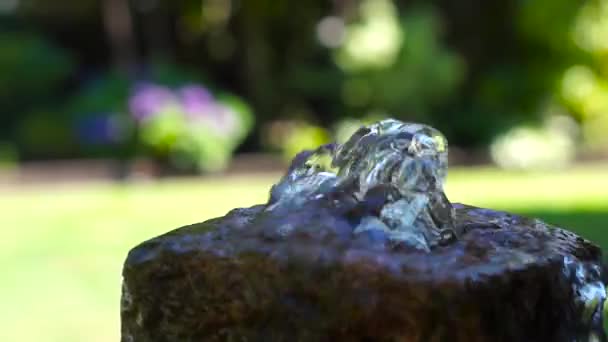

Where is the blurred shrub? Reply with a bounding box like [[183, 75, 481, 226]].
[[66, 72, 134, 158], [335, 3, 464, 122], [336, 0, 403, 71], [517, 0, 608, 153], [490, 114, 578, 170], [562, 0, 608, 151], [0, 141, 18, 169], [130, 83, 253, 172], [0, 32, 73, 103], [560, 65, 608, 149], [16, 109, 76, 158], [263, 120, 330, 161], [0, 32, 73, 141], [67, 64, 253, 172], [6, 0, 608, 162]]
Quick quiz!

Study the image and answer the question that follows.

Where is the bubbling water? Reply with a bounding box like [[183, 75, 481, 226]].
[[268, 119, 460, 251]]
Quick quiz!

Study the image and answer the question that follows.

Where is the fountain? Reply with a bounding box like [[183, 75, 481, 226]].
[[121, 119, 606, 341]]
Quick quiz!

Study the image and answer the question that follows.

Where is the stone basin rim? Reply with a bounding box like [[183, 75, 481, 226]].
[[123, 203, 601, 284]]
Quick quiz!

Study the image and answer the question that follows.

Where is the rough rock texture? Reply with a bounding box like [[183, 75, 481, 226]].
[[121, 119, 606, 341], [121, 202, 605, 342]]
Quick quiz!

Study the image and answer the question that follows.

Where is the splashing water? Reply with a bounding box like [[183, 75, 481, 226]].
[[268, 119, 460, 251], [563, 256, 608, 341]]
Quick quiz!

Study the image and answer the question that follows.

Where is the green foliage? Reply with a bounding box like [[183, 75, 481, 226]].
[[0, 141, 17, 168], [4, 0, 608, 159], [516, 0, 581, 53], [338, 6, 464, 121], [280, 2, 464, 128], [0, 33, 73, 102], [67, 72, 131, 117], [140, 107, 185, 152], [515, 0, 608, 151], [132, 82, 254, 172], [561, 0, 608, 150], [262, 120, 331, 161], [0, 32, 73, 140], [63, 72, 134, 158], [62, 63, 253, 171], [282, 123, 330, 160], [16, 110, 76, 158], [66, 63, 204, 119], [147, 62, 205, 87], [391, 9, 464, 111], [138, 104, 248, 172]]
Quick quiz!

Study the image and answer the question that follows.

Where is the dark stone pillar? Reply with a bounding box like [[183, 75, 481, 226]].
[[121, 203, 606, 341]]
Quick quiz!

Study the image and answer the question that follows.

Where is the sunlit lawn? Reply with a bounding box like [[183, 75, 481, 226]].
[[1, 164, 607, 341]]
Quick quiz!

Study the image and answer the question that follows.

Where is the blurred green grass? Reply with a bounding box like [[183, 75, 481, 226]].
[[0, 165, 607, 341]]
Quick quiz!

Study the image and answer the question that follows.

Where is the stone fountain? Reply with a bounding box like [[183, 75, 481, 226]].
[[121, 119, 607, 341]]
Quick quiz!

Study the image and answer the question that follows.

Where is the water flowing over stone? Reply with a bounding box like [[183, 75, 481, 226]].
[[269, 119, 458, 251], [121, 119, 608, 342]]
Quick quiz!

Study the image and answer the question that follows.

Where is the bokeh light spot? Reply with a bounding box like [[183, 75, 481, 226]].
[[0, 0, 18, 13], [316, 16, 345, 48]]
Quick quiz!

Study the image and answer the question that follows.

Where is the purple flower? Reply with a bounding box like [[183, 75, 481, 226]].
[[129, 82, 242, 137], [178, 84, 214, 119], [129, 83, 176, 121], [187, 102, 239, 135], [178, 84, 239, 135]]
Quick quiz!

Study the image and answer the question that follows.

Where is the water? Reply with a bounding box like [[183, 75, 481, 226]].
[[268, 119, 461, 251]]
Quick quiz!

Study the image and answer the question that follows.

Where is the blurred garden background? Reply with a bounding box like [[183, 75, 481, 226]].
[[0, 0, 607, 341]]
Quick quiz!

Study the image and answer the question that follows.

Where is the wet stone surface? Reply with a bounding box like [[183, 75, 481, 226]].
[[122, 119, 607, 341]]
